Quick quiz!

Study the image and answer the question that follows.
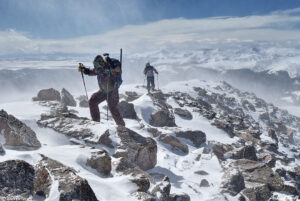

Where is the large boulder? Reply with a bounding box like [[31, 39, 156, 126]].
[[234, 159, 283, 192], [33, 88, 61, 101], [175, 130, 206, 147], [61, 88, 76, 107], [150, 109, 176, 127], [86, 149, 112, 176], [159, 134, 189, 154], [0, 110, 41, 149], [115, 126, 157, 171], [0, 160, 35, 200], [39, 155, 98, 201], [118, 101, 137, 119]]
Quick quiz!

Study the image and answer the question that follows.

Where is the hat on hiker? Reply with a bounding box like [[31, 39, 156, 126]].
[[93, 55, 105, 68]]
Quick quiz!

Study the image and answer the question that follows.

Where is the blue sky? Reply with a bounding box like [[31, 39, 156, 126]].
[[1, 0, 300, 57], [1, 0, 300, 39]]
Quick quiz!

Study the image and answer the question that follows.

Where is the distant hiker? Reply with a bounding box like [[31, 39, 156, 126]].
[[78, 54, 125, 126], [144, 62, 158, 93]]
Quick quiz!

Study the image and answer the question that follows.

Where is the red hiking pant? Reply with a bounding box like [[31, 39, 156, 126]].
[[89, 89, 125, 126]]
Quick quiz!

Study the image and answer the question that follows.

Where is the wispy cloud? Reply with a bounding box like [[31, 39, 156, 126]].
[[1, 8, 300, 57]]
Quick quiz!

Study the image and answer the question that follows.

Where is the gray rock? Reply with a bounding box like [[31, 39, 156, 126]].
[[194, 170, 209, 175], [151, 176, 171, 201], [150, 109, 176, 127], [174, 108, 193, 120], [211, 119, 234, 137], [0, 160, 35, 200], [234, 159, 283, 192], [159, 134, 189, 154], [175, 130, 206, 147], [118, 101, 137, 119], [169, 193, 191, 201], [125, 91, 140, 102], [0, 110, 41, 149], [132, 192, 156, 201], [34, 164, 52, 198], [130, 175, 150, 192], [115, 126, 157, 171], [37, 111, 95, 141], [221, 168, 245, 196], [0, 142, 5, 154], [39, 155, 98, 201], [241, 184, 271, 201], [200, 179, 210, 187], [211, 142, 233, 161], [86, 149, 112, 176], [77, 95, 89, 108], [97, 130, 114, 148], [257, 153, 276, 168], [147, 127, 162, 137], [60, 88, 76, 107], [33, 88, 61, 101], [224, 142, 257, 161], [79, 99, 89, 107]]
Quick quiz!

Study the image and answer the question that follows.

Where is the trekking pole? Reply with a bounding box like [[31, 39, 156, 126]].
[[79, 63, 89, 100], [143, 76, 146, 87]]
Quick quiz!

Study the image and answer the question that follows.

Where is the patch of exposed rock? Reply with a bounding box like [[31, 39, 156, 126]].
[[34, 164, 52, 198], [159, 134, 189, 154], [0, 109, 41, 149], [115, 126, 157, 171], [32, 88, 61, 101], [221, 168, 245, 196], [39, 155, 98, 201], [97, 129, 114, 148], [150, 109, 176, 127], [0, 142, 5, 154], [37, 108, 95, 140], [125, 91, 141, 102], [77, 95, 89, 107], [234, 159, 283, 193], [118, 101, 137, 119], [0, 160, 35, 200], [175, 130, 206, 147], [61, 88, 76, 107], [86, 149, 111, 176], [174, 108, 192, 120], [150, 176, 191, 201]]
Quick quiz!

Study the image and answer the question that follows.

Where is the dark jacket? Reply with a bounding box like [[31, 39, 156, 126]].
[[144, 65, 158, 77], [85, 58, 122, 93]]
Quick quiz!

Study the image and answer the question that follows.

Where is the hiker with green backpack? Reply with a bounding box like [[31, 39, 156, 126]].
[[78, 54, 125, 126]]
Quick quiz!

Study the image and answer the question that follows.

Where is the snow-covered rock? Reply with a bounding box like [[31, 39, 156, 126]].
[[0, 109, 41, 149], [39, 155, 98, 201], [115, 126, 157, 171], [86, 149, 112, 176]]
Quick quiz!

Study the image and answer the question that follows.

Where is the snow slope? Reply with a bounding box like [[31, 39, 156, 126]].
[[1, 79, 300, 200]]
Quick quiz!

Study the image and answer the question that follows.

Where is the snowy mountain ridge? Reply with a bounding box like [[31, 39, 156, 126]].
[[0, 79, 300, 200]]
